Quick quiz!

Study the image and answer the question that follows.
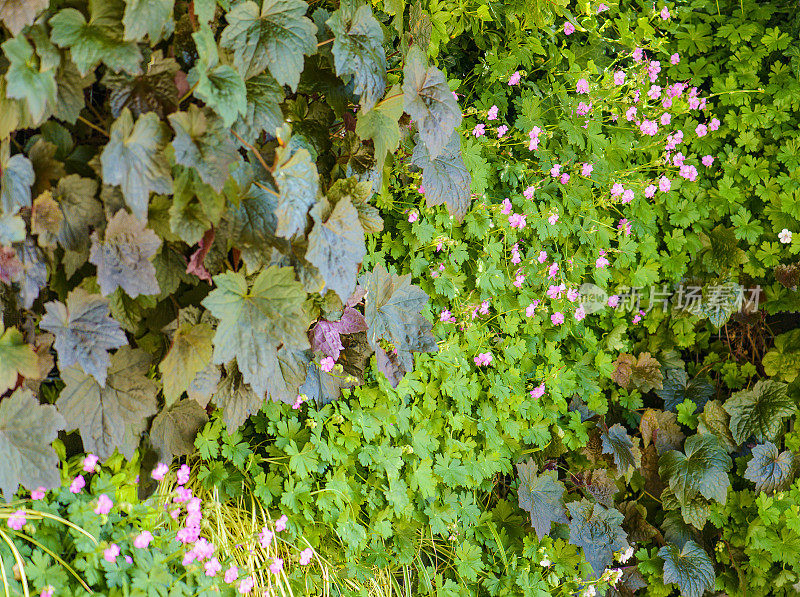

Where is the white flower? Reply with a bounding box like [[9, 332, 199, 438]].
[[618, 545, 635, 563], [582, 585, 597, 597], [611, 569, 624, 585], [779, 228, 793, 244], [539, 557, 551, 567]]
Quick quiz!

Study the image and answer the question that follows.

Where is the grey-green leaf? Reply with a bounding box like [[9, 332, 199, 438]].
[[233, 73, 285, 144], [122, 0, 174, 43], [656, 367, 715, 413], [658, 434, 731, 505], [274, 146, 319, 238], [744, 441, 796, 494], [1, 146, 34, 216], [327, 0, 386, 111], [402, 45, 462, 159], [658, 541, 715, 597], [724, 379, 796, 445], [411, 132, 471, 222], [567, 499, 629, 578], [100, 108, 173, 220], [601, 423, 641, 478], [149, 399, 208, 460], [515, 458, 567, 539], [40, 288, 128, 386], [89, 209, 162, 297]]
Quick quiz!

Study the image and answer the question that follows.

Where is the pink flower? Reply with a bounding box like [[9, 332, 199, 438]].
[[501, 198, 513, 214], [564, 21, 575, 35], [299, 547, 314, 565], [660, 6, 670, 19], [577, 102, 591, 116], [40, 586, 54, 597], [608, 295, 620, 308], [547, 284, 565, 299], [176, 464, 190, 486], [679, 164, 698, 181], [103, 543, 120, 563], [259, 526, 274, 548], [487, 105, 499, 120], [596, 255, 610, 269], [224, 565, 239, 584], [621, 189, 634, 203], [618, 218, 631, 235], [238, 577, 255, 594], [647, 85, 661, 100], [508, 72, 521, 85], [538, 251, 548, 263], [610, 183, 624, 198], [134, 531, 153, 549], [474, 352, 493, 367], [708, 117, 720, 131], [661, 113, 671, 126], [194, 538, 215, 561], [497, 125, 508, 137], [320, 356, 335, 372], [644, 185, 656, 198], [576, 79, 589, 94], [526, 301, 539, 317], [659, 176, 671, 192], [550, 163, 561, 177], [513, 273, 525, 288], [407, 211, 419, 223], [632, 47, 643, 62], [292, 394, 305, 409], [548, 263, 559, 279], [567, 288, 579, 302], [204, 558, 222, 577], [31, 487, 46, 500], [473, 123, 486, 137], [574, 306, 586, 321], [270, 557, 284, 575], [83, 453, 99, 472], [418, 185, 425, 195], [702, 155, 714, 166], [560, 173, 570, 185], [275, 514, 288, 532], [480, 300, 490, 314], [581, 163, 594, 176], [695, 123, 708, 137], [530, 383, 545, 399], [152, 463, 169, 481], [625, 106, 637, 121], [551, 312, 565, 325], [69, 475, 85, 494], [670, 52, 680, 65], [662, 97, 673, 109], [509, 213, 526, 229], [523, 186, 535, 199], [94, 494, 113, 516], [597, 3, 608, 12], [613, 71, 625, 85], [548, 213, 559, 225], [7, 510, 25, 531], [639, 120, 658, 136], [632, 313, 642, 324]]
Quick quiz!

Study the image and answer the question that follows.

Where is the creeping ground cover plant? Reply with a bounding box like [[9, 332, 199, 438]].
[[3, 0, 800, 596]]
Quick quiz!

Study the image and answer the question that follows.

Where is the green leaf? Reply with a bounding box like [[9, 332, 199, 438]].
[[656, 368, 715, 413], [122, 0, 174, 43], [89, 209, 162, 297], [640, 408, 686, 455], [402, 45, 461, 159], [360, 263, 437, 377], [696, 400, 737, 453], [159, 322, 214, 406], [515, 458, 567, 539], [213, 362, 264, 430], [40, 288, 128, 387], [356, 85, 403, 170], [49, 0, 143, 77], [601, 423, 641, 478], [567, 499, 629, 578], [169, 104, 238, 192], [762, 328, 800, 383], [190, 62, 248, 128], [103, 50, 179, 118], [57, 347, 158, 459], [306, 195, 365, 300], [18, 239, 47, 309], [326, 176, 382, 234], [0, 325, 39, 393], [233, 73, 285, 144], [2, 35, 57, 122], [224, 175, 279, 270], [53, 58, 93, 124], [744, 441, 796, 494], [0, 388, 65, 501], [220, 0, 317, 87], [0, 145, 34, 216], [0, 0, 49, 35], [327, 0, 386, 111], [149, 399, 209, 460], [100, 108, 173, 220], [273, 145, 320, 238], [169, 167, 226, 246], [724, 379, 796, 444], [658, 541, 715, 597], [454, 541, 483, 582], [201, 267, 310, 400], [50, 174, 102, 252], [658, 434, 732, 505], [411, 132, 471, 222]]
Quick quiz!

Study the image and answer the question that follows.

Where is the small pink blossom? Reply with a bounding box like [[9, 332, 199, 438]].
[[564, 21, 575, 35], [702, 155, 714, 166], [567, 288, 579, 302], [508, 72, 521, 86], [259, 526, 274, 548], [647, 85, 661, 100], [418, 185, 425, 195], [152, 463, 169, 481], [708, 117, 720, 131], [501, 198, 513, 214], [596, 254, 610, 268], [526, 301, 539, 317], [639, 120, 658, 136], [224, 565, 239, 584], [320, 356, 335, 372], [176, 464, 190, 486], [103, 543, 120, 563], [523, 186, 535, 199], [530, 383, 545, 399], [407, 211, 419, 223], [487, 105, 499, 120], [551, 312, 565, 325], [581, 163, 593, 177], [613, 70, 625, 85], [548, 213, 559, 225], [94, 494, 113, 515], [660, 6, 670, 19], [576, 79, 589, 94], [497, 125, 508, 137], [205, 558, 222, 577], [618, 218, 631, 235], [625, 106, 637, 121], [621, 189, 634, 203], [513, 273, 525, 288], [560, 173, 570, 185], [695, 123, 707, 137], [659, 176, 671, 192], [597, 3, 608, 12], [548, 263, 559, 279], [472, 123, 486, 138], [299, 547, 314, 565], [574, 306, 586, 321], [660, 113, 671, 126], [670, 53, 680, 65], [31, 487, 46, 500], [611, 183, 624, 198], [608, 295, 620, 308], [550, 163, 561, 178], [644, 185, 656, 198], [292, 394, 305, 409], [480, 300, 490, 314], [276, 514, 288, 532], [679, 164, 698, 182], [474, 352, 493, 367], [538, 250, 548, 263], [40, 587, 54, 597], [577, 102, 591, 116], [632, 47, 643, 62], [7, 510, 25, 531], [509, 213, 526, 229], [69, 475, 85, 494], [269, 557, 284, 575], [238, 577, 255, 595], [134, 531, 153, 549], [83, 453, 99, 472]]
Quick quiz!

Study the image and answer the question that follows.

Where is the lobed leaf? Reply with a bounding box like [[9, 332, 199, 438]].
[[658, 541, 715, 597], [744, 441, 796, 494], [515, 459, 567, 540], [724, 379, 796, 445]]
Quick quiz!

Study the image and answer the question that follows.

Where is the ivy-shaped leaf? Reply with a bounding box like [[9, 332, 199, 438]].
[[661, 487, 710, 530], [574, 468, 618, 508], [327, 0, 386, 111], [326, 177, 382, 235], [658, 434, 732, 505], [411, 132, 471, 222], [220, 0, 317, 87], [100, 109, 173, 220], [724, 379, 796, 444], [613, 352, 663, 393], [49, 0, 143, 77], [762, 328, 800, 383], [213, 362, 264, 430], [233, 73, 285, 144], [0, 325, 39, 393], [89, 209, 162, 297], [2, 35, 57, 122], [49, 174, 103, 253], [515, 459, 567, 539], [640, 409, 686, 455], [567, 499, 629, 578], [159, 322, 214, 406], [402, 45, 461, 159], [306, 195, 365, 301], [744, 441, 796, 494], [103, 51, 179, 118], [149, 399, 208, 460], [169, 167, 226, 246], [300, 331, 370, 405], [18, 239, 47, 309], [696, 400, 737, 453], [121, 0, 174, 43], [0, 144, 34, 216], [601, 423, 642, 478], [658, 541, 715, 597], [618, 500, 659, 543], [201, 267, 310, 400], [0, 0, 49, 36], [40, 288, 128, 387], [56, 347, 158, 459], [0, 388, 65, 501], [356, 85, 403, 170], [656, 367, 715, 413], [274, 144, 320, 238]]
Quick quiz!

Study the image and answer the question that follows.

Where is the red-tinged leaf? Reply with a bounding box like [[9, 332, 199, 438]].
[[186, 228, 214, 282]]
